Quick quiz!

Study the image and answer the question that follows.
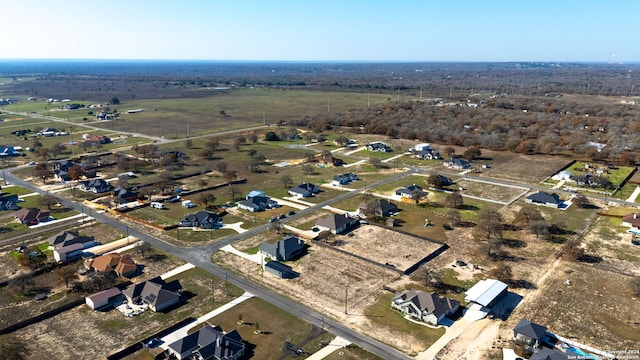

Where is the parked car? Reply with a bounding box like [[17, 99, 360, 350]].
[[269, 217, 278, 222], [167, 195, 181, 203], [278, 214, 286, 219], [287, 210, 296, 216]]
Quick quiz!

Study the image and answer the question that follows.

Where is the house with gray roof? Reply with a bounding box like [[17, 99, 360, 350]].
[[122, 277, 181, 312], [391, 289, 459, 325], [530, 347, 571, 360], [365, 141, 391, 152], [48, 230, 96, 249], [513, 318, 547, 349], [80, 179, 112, 193], [444, 158, 471, 170], [0, 194, 20, 211], [358, 199, 398, 217], [288, 183, 320, 197], [331, 172, 359, 186], [525, 191, 562, 208], [167, 325, 245, 360], [395, 184, 424, 198], [315, 213, 359, 234], [180, 211, 221, 229], [259, 236, 305, 261]]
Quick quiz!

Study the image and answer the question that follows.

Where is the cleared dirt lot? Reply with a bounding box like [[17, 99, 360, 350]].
[[215, 226, 442, 354], [477, 154, 571, 184], [333, 225, 443, 271]]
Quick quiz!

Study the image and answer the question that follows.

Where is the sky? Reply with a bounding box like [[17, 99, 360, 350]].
[[2, 0, 639, 62]]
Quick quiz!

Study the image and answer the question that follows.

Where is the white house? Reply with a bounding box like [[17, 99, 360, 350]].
[[391, 289, 459, 325]]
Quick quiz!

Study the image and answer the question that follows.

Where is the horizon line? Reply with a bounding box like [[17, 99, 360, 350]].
[[0, 58, 635, 65]]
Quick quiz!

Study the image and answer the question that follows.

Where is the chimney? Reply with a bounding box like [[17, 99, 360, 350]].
[[635, 214, 637, 219], [344, 213, 348, 218]]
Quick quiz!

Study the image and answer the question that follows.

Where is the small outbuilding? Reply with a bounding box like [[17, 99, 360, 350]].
[[85, 287, 123, 310]]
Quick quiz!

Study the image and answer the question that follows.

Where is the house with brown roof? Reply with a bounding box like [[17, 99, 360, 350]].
[[319, 153, 344, 166], [85, 253, 137, 277], [14, 208, 51, 225], [82, 133, 111, 146], [621, 213, 640, 232]]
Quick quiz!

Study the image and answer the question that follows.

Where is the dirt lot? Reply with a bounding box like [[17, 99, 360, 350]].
[[503, 261, 640, 352], [333, 225, 443, 271], [477, 154, 571, 184], [215, 231, 442, 354]]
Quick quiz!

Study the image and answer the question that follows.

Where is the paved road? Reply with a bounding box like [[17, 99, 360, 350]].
[[3, 168, 415, 360]]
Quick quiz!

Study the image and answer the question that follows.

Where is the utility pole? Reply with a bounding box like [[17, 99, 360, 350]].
[[344, 287, 348, 314], [186, 119, 190, 138]]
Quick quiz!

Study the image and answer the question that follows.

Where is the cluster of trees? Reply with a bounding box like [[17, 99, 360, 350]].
[[291, 96, 640, 165]]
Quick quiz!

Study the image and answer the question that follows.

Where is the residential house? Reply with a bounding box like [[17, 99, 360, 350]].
[[84, 253, 137, 277], [85, 287, 123, 310], [359, 199, 398, 217], [54, 243, 92, 262], [237, 191, 279, 212], [622, 213, 640, 233], [82, 133, 111, 146], [0, 194, 20, 211], [80, 179, 112, 193], [48, 230, 97, 249], [53, 159, 75, 172], [444, 158, 471, 170], [391, 289, 460, 326], [288, 183, 320, 198], [464, 279, 508, 308], [264, 261, 299, 279], [513, 318, 547, 349], [112, 187, 139, 203], [122, 277, 182, 312], [95, 111, 113, 121], [551, 170, 572, 181], [14, 208, 51, 225], [414, 149, 442, 160], [166, 325, 245, 360], [319, 153, 344, 166], [365, 141, 391, 152], [54, 170, 71, 182], [395, 184, 424, 198], [525, 192, 562, 208], [315, 213, 359, 234], [179, 211, 222, 229], [331, 172, 359, 186], [259, 236, 305, 261]]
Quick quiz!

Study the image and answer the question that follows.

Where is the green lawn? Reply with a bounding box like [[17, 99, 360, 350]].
[[209, 297, 326, 360], [566, 162, 634, 188], [364, 293, 445, 355]]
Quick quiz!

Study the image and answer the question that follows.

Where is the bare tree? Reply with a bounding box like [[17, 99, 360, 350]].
[[38, 194, 58, 211], [280, 175, 293, 189], [55, 266, 79, 288]]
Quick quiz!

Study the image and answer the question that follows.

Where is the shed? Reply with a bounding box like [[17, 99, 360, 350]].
[[464, 279, 508, 308], [264, 261, 298, 279]]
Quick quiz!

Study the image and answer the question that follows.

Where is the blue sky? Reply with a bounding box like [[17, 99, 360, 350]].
[[2, 0, 638, 62]]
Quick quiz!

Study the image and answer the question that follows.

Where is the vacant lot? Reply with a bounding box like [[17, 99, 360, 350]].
[[478, 154, 570, 184], [506, 261, 640, 351], [215, 227, 447, 355], [456, 178, 528, 204], [334, 225, 443, 271]]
